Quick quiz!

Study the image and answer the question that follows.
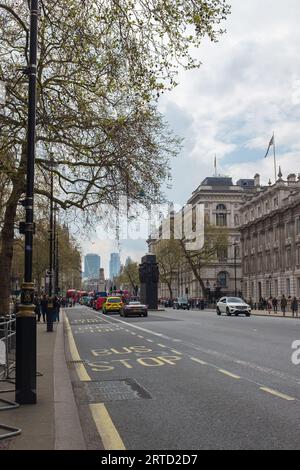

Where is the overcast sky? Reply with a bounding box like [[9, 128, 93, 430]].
[[82, 0, 300, 275]]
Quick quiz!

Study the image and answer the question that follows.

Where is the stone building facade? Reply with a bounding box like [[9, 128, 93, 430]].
[[239, 173, 300, 303], [149, 175, 257, 300]]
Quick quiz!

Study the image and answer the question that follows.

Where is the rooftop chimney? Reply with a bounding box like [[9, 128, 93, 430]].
[[287, 174, 297, 185], [254, 174, 260, 187]]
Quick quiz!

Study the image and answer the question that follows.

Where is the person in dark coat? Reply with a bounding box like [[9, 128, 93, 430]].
[[291, 297, 298, 318], [272, 297, 278, 314], [280, 295, 287, 317], [53, 296, 61, 322], [34, 294, 41, 322], [40, 295, 48, 322]]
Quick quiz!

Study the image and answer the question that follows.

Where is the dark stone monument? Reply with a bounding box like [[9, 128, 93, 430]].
[[139, 255, 159, 310]]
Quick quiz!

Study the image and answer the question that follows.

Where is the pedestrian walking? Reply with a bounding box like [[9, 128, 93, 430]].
[[280, 295, 287, 317], [53, 296, 61, 322], [291, 297, 298, 318], [267, 297, 273, 314], [34, 294, 41, 322], [40, 294, 48, 322], [272, 297, 278, 314]]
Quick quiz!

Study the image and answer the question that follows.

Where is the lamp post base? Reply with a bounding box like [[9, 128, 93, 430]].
[[15, 283, 37, 405]]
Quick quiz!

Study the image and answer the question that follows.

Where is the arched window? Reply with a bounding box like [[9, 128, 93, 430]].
[[217, 272, 229, 288], [216, 204, 226, 211]]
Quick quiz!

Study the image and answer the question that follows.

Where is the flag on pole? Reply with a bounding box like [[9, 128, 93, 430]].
[[264, 135, 274, 158]]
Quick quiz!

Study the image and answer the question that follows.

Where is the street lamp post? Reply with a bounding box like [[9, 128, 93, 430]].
[[15, 0, 39, 405], [234, 243, 237, 297]]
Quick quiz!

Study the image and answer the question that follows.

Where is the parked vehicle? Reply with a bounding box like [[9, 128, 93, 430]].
[[121, 301, 148, 318], [173, 297, 190, 310], [216, 297, 251, 317]]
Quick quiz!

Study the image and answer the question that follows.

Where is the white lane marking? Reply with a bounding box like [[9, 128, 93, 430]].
[[218, 369, 241, 380], [98, 314, 173, 340], [146, 339, 154, 343], [171, 350, 182, 355], [190, 357, 208, 366], [260, 387, 295, 401], [88, 309, 300, 401], [158, 344, 167, 348]]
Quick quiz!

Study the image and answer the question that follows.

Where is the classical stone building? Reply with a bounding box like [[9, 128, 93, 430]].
[[239, 173, 300, 303], [149, 175, 257, 300]]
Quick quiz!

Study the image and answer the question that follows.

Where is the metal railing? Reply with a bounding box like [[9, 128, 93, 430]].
[[0, 315, 21, 441], [0, 315, 16, 383]]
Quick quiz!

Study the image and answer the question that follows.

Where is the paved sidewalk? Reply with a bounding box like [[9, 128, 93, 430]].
[[0, 313, 85, 450], [251, 309, 300, 319]]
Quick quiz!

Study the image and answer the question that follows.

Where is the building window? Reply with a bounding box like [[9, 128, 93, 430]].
[[266, 252, 271, 271], [216, 213, 227, 227], [287, 278, 291, 297], [286, 248, 292, 269], [217, 272, 228, 288], [297, 219, 300, 235], [286, 222, 293, 239], [265, 201, 269, 213], [251, 256, 256, 273], [274, 197, 278, 208], [234, 214, 239, 227], [297, 278, 300, 297], [258, 206, 262, 217], [268, 229, 273, 244], [217, 204, 226, 211], [297, 246, 300, 266], [274, 251, 279, 270], [217, 246, 228, 261], [275, 279, 278, 297]]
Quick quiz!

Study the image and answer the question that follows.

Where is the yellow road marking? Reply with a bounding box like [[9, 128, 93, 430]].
[[260, 387, 295, 401], [64, 314, 91, 382], [219, 369, 240, 380], [65, 312, 126, 449], [90, 404, 126, 450], [190, 357, 207, 366]]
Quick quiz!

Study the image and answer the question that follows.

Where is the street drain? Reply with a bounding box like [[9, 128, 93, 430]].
[[82, 379, 152, 403]]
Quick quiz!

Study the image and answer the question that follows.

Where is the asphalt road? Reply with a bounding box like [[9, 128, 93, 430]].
[[65, 306, 300, 450]]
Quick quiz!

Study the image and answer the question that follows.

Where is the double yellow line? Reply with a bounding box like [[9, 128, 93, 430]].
[[64, 314, 126, 450]]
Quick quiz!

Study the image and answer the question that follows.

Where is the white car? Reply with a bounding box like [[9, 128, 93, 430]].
[[217, 297, 251, 317]]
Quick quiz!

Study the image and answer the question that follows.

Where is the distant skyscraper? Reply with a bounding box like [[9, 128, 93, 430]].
[[125, 256, 132, 266], [84, 253, 101, 279], [109, 253, 121, 279]]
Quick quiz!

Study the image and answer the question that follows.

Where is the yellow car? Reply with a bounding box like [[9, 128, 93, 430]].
[[102, 297, 123, 314]]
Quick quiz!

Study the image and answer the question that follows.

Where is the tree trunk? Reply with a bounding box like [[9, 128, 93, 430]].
[[167, 282, 173, 300], [0, 179, 24, 314], [179, 240, 206, 295]]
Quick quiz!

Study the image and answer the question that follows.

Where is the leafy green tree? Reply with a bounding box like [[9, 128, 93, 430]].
[[0, 0, 230, 312], [155, 239, 182, 299], [117, 260, 140, 294], [179, 224, 229, 294]]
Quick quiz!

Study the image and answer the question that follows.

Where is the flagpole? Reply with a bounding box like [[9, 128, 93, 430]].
[[273, 132, 277, 182]]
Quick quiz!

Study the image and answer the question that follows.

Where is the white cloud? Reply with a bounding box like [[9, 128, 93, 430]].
[[159, 0, 300, 199], [82, 1, 300, 261]]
